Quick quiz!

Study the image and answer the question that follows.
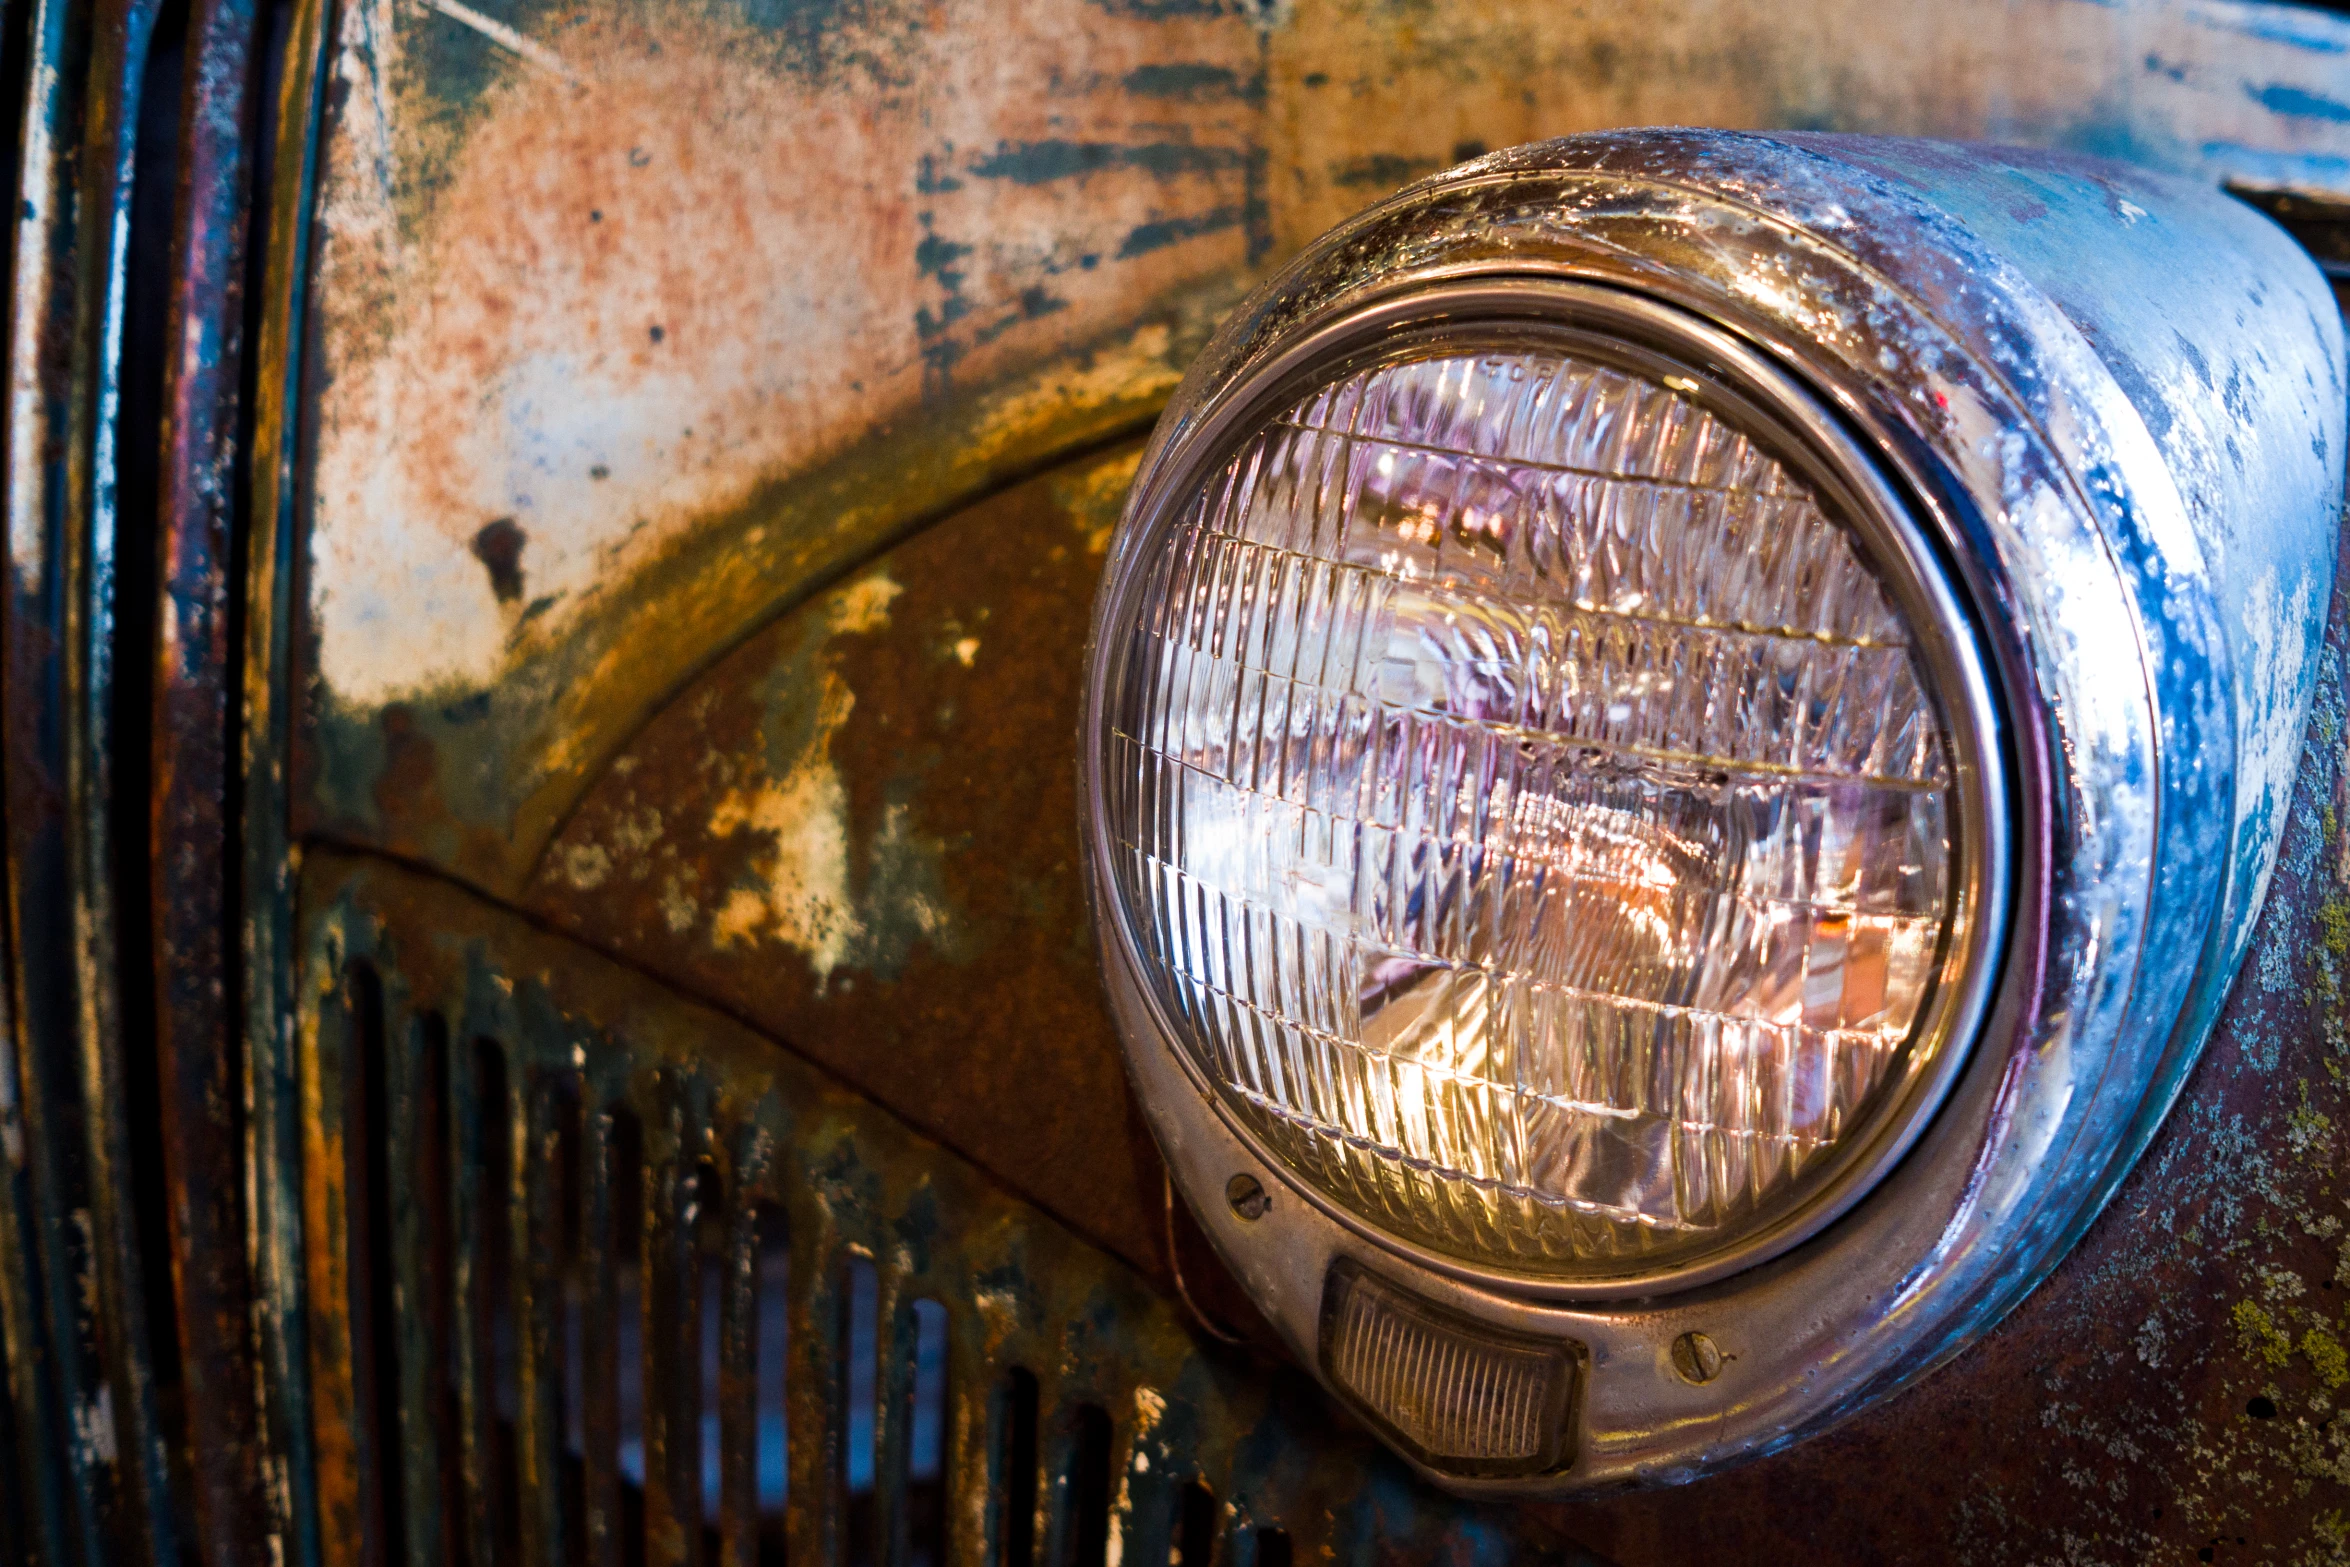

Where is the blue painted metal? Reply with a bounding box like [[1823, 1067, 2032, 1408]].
[[1786, 133, 2350, 1234]]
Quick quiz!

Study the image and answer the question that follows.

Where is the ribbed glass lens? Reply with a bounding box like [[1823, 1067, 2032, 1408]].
[[1104, 338, 1958, 1273]]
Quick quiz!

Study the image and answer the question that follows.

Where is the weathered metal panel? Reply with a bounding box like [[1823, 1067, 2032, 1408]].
[[151, 0, 276, 1557], [508, 380, 2350, 1561], [290, 0, 2350, 904], [524, 443, 1173, 1286], [173, 0, 2350, 1561], [243, 0, 338, 1559]]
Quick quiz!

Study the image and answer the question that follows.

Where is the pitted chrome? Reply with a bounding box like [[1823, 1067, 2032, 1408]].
[[1085, 129, 2346, 1491]]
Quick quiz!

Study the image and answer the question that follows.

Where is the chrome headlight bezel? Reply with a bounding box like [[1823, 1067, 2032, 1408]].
[[1083, 275, 2014, 1300]]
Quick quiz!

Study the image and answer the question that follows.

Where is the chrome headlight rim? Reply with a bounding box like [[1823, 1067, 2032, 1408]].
[[1082, 272, 2016, 1302]]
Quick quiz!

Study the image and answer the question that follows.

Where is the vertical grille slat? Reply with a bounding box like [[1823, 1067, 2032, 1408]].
[[691, 1157, 725, 1565], [451, 1040, 486, 1567], [452, 1039, 512, 1567], [788, 1222, 846, 1567], [641, 1092, 693, 1565], [1034, 1399, 1082, 1567], [518, 1073, 574, 1564], [989, 1369, 1042, 1567], [349, 961, 398, 1567], [297, 853, 1594, 1567], [412, 1013, 464, 1567], [870, 1270, 912, 1567], [714, 1157, 764, 1567], [578, 1103, 621, 1567], [1105, 1395, 1179, 1567]]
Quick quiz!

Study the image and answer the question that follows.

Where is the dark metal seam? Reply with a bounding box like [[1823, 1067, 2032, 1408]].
[[153, 0, 270, 1546], [236, 0, 329, 1553]]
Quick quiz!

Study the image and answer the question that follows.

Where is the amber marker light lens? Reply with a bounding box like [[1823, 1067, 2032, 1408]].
[[1095, 295, 1990, 1285]]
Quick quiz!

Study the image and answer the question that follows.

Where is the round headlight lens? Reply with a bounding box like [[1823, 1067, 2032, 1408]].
[[1097, 289, 1992, 1283]]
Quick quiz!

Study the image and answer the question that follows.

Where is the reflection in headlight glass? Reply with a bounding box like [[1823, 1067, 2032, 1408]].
[[1106, 345, 1955, 1271]]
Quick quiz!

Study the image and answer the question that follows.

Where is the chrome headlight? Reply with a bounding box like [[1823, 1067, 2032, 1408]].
[[1083, 131, 2345, 1489], [1096, 281, 2003, 1289]]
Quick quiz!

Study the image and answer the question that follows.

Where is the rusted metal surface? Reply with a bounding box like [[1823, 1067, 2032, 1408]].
[[283, 0, 2350, 1385], [243, 0, 336, 1559], [509, 417, 2350, 1557], [294, 0, 1258, 896], [301, 845, 1606, 1565], [518, 441, 2350, 1560], [17, 0, 2346, 1560], [521, 446, 1178, 1285], [151, 0, 275, 1555]]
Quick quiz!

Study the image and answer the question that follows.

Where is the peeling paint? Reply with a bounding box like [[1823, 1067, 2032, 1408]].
[[308, 0, 1255, 710]]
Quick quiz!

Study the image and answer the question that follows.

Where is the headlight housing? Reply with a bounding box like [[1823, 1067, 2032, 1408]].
[[1085, 130, 2345, 1490]]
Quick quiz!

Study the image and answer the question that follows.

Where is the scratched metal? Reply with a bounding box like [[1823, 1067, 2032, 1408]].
[[522, 323, 2350, 1558], [257, 0, 2350, 1558], [276, 0, 2350, 1467], [1079, 130, 2347, 1495], [297, 846, 1606, 1566], [9, 0, 2350, 1563]]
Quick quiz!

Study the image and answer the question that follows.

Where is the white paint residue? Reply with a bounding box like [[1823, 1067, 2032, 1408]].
[[1105, 1385, 1169, 1567], [2244, 564, 2318, 853], [421, 0, 581, 79], [707, 670, 862, 982], [835, 574, 903, 635], [73, 1385, 116, 1465], [305, 6, 1242, 712], [700, 576, 904, 985], [658, 873, 699, 935], [559, 841, 612, 890]]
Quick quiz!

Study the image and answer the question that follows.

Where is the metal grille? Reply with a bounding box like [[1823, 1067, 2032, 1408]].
[[294, 850, 1584, 1567]]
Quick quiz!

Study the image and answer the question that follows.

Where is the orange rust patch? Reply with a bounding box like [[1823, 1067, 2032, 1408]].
[[308, 0, 1256, 710]]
